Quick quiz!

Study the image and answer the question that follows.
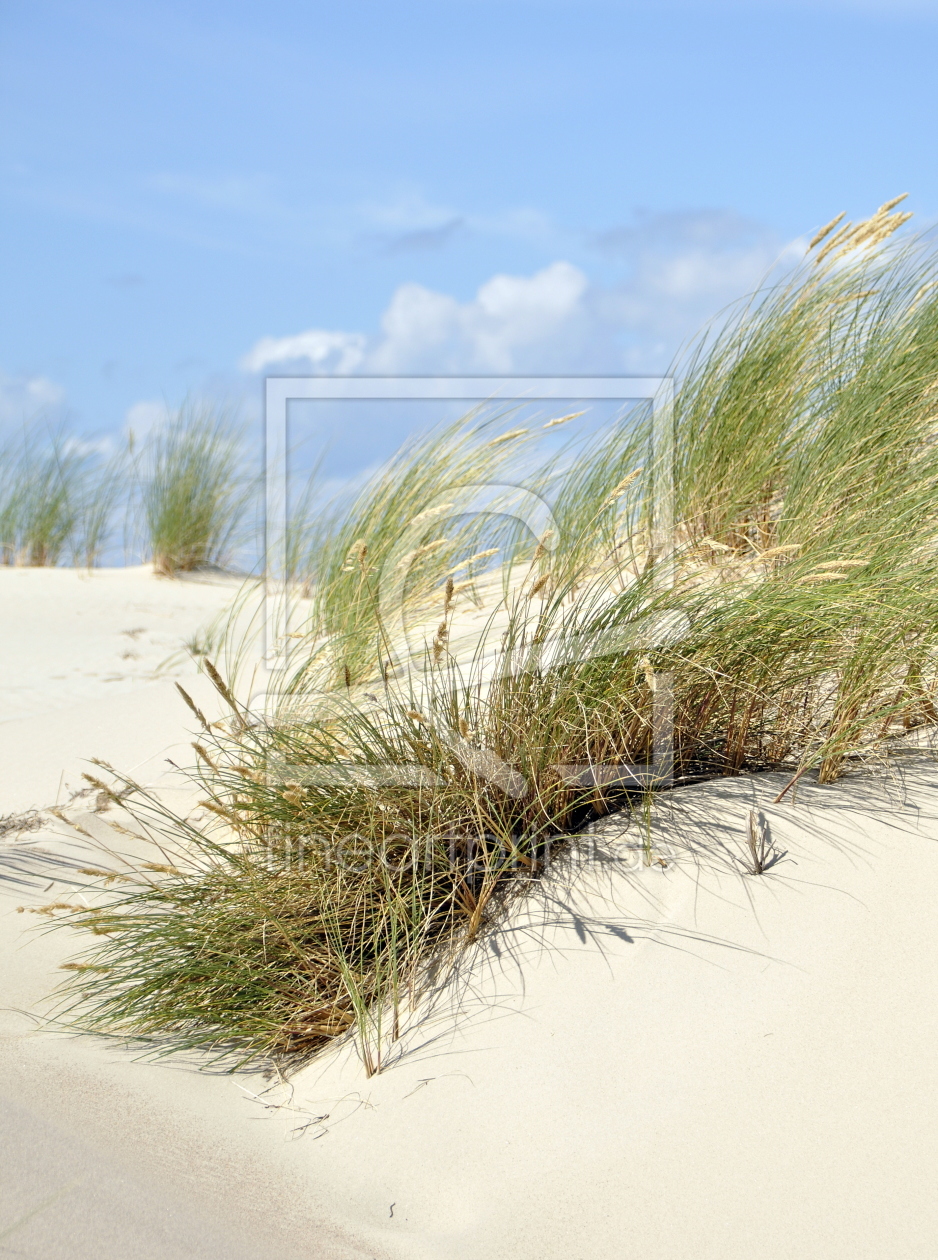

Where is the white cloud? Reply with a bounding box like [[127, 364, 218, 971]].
[[592, 209, 799, 352], [373, 261, 590, 372], [62, 434, 116, 458], [240, 329, 366, 374], [241, 212, 807, 378], [0, 372, 66, 426], [243, 261, 592, 376], [591, 209, 809, 367]]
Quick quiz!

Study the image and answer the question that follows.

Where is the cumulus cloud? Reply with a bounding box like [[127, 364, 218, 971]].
[[240, 329, 367, 374], [371, 261, 590, 372], [592, 209, 802, 365], [241, 211, 804, 378], [243, 261, 593, 376]]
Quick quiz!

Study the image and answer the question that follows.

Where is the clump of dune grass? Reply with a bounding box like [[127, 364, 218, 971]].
[[138, 403, 252, 576], [0, 430, 111, 566], [50, 197, 938, 1071], [0, 431, 81, 565], [0, 428, 129, 568]]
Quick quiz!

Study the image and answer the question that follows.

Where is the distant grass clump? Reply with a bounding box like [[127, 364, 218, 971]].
[[0, 405, 250, 571], [139, 404, 251, 576], [52, 197, 938, 1071], [0, 430, 122, 567]]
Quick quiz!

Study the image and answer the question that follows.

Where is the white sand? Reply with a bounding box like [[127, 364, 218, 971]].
[[288, 765, 938, 1259], [0, 565, 245, 724], [2, 567, 938, 1258]]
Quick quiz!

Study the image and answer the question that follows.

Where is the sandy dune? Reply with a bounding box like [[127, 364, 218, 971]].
[[2, 568, 937, 1258], [287, 763, 938, 1259], [0, 565, 244, 724]]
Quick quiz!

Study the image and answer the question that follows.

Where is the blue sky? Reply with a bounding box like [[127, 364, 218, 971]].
[[2, 0, 938, 439]]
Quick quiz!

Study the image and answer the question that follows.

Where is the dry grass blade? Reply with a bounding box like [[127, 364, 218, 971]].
[[746, 809, 771, 874]]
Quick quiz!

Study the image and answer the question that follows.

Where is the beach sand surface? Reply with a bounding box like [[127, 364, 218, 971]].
[[2, 567, 937, 1258]]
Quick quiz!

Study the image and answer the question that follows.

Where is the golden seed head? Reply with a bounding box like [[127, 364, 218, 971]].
[[344, 539, 368, 569], [604, 467, 643, 506], [487, 428, 528, 445], [445, 548, 499, 577], [876, 193, 909, 216], [543, 410, 585, 428], [808, 211, 846, 251], [396, 538, 450, 570], [409, 503, 453, 527], [813, 220, 855, 264], [758, 544, 802, 559]]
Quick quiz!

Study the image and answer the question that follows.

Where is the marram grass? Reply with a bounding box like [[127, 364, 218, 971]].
[[137, 403, 251, 575], [0, 403, 249, 571], [0, 429, 110, 566], [48, 199, 938, 1071]]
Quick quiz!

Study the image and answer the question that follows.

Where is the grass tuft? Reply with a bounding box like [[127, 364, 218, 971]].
[[138, 403, 251, 576], [0, 430, 85, 565], [48, 200, 938, 1072]]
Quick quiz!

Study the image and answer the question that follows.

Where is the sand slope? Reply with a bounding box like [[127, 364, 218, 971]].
[[0, 565, 244, 724], [2, 568, 937, 1258], [0, 570, 369, 1258], [283, 764, 938, 1259]]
